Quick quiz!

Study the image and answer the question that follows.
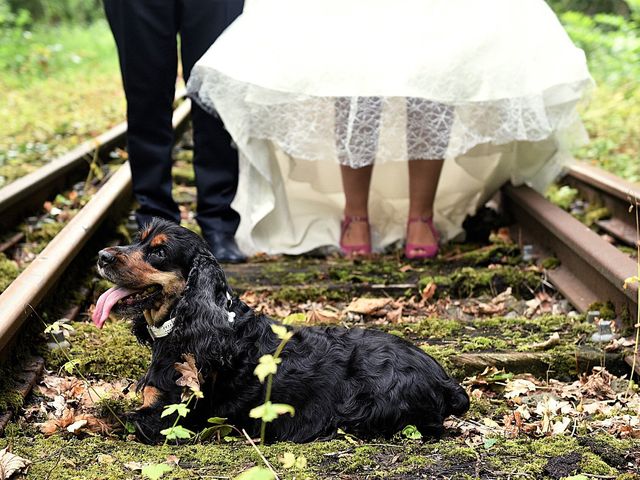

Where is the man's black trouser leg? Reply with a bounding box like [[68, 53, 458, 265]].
[[180, 0, 244, 236], [103, 0, 181, 227]]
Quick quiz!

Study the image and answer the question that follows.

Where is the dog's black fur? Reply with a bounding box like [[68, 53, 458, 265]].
[[95, 218, 469, 443]]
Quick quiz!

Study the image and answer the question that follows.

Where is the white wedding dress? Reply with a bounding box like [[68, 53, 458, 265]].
[[187, 0, 593, 254]]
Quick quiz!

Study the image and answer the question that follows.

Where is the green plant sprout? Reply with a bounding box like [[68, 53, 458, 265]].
[[249, 324, 296, 445]]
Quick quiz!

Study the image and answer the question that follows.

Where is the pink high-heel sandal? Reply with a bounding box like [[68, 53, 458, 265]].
[[340, 216, 372, 257], [405, 216, 439, 259]]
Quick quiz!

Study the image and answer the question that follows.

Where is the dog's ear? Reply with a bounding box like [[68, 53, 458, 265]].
[[173, 252, 236, 372]]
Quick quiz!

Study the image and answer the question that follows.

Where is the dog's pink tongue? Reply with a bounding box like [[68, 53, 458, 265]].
[[92, 286, 137, 328]]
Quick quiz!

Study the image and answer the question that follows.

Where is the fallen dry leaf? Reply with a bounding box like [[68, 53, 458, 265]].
[[421, 282, 437, 302], [39, 408, 110, 436], [346, 298, 391, 315], [580, 367, 616, 400], [385, 306, 403, 323], [306, 308, 340, 324], [175, 354, 203, 396], [0, 448, 30, 479], [528, 332, 561, 351], [124, 461, 143, 471], [97, 454, 115, 464], [504, 379, 537, 399], [67, 419, 88, 433]]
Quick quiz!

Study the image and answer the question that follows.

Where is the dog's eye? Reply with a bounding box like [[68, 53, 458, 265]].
[[150, 248, 166, 259]]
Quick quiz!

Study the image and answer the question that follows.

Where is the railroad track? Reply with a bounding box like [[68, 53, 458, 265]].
[[502, 162, 639, 328], [564, 162, 640, 248], [0, 97, 191, 358]]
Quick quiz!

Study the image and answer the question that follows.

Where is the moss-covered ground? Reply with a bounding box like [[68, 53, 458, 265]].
[[2, 226, 638, 479]]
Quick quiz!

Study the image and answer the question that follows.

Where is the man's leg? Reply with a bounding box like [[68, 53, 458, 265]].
[[180, 0, 246, 262], [104, 0, 181, 228]]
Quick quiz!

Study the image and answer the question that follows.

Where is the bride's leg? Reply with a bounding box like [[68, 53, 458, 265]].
[[407, 159, 443, 246], [406, 98, 453, 252], [340, 164, 373, 247], [335, 96, 382, 250]]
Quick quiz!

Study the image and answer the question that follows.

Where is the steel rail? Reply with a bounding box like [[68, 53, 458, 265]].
[[0, 99, 191, 358], [503, 184, 638, 326], [564, 162, 640, 246], [0, 88, 187, 231]]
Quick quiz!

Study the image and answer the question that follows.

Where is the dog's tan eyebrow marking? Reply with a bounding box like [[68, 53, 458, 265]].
[[140, 228, 152, 241], [150, 234, 168, 247]]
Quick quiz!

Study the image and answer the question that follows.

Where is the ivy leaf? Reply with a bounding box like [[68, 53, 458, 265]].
[[337, 428, 359, 445], [295, 455, 308, 469], [279, 452, 296, 469], [161, 403, 190, 418], [160, 425, 194, 440], [483, 438, 498, 450], [401, 425, 423, 440], [207, 417, 228, 425], [282, 313, 306, 325], [200, 424, 233, 442], [234, 466, 275, 480], [249, 401, 295, 423], [271, 324, 293, 341], [62, 359, 81, 374], [253, 355, 282, 383], [141, 463, 173, 480], [44, 321, 74, 335]]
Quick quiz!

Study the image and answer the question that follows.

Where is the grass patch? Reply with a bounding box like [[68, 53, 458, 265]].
[[0, 19, 124, 187], [560, 9, 640, 182]]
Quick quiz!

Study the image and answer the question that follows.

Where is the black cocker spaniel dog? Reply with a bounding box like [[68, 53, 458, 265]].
[[93, 218, 469, 443]]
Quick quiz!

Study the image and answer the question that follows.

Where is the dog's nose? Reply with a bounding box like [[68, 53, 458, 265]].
[[97, 250, 116, 268]]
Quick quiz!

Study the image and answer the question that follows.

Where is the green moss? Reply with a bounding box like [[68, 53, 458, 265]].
[[408, 317, 463, 338], [581, 452, 618, 476], [448, 243, 522, 266], [419, 344, 462, 378], [461, 336, 509, 352], [40, 320, 150, 380], [0, 384, 24, 412], [272, 286, 348, 303], [541, 257, 561, 269], [173, 163, 195, 185], [587, 301, 617, 320], [546, 184, 579, 209], [583, 206, 611, 227], [0, 252, 20, 292], [23, 221, 66, 245], [418, 266, 542, 299]]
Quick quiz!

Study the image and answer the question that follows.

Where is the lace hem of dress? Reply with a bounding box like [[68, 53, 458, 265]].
[[188, 68, 590, 169]]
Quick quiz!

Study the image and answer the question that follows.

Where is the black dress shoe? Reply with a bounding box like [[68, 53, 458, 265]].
[[203, 231, 247, 263]]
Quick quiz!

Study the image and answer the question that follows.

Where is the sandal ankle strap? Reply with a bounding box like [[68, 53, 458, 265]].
[[407, 215, 433, 224], [342, 215, 369, 228]]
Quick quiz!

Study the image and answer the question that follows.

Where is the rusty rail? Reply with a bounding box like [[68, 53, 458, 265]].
[[0, 99, 191, 358], [564, 162, 640, 247], [503, 183, 638, 326]]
